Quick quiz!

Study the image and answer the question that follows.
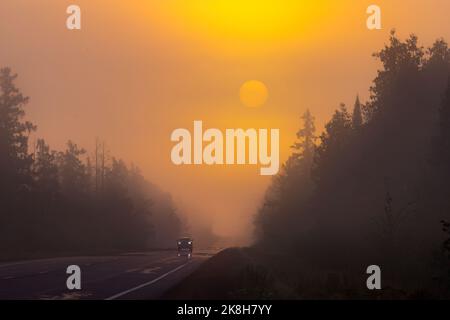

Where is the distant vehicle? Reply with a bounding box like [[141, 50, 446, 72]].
[[177, 237, 193, 256]]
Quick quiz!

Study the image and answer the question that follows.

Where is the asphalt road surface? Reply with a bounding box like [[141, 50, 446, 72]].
[[0, 250, 216, 300]]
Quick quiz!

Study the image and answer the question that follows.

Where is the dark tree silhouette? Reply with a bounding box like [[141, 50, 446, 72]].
[[352, 95, 363, 129], [254, 31, 450, 297], [255, 109, 317, 250], [291, 109, 316, 170], [0, 68, 183, 259], [0, 67, 35, 196]]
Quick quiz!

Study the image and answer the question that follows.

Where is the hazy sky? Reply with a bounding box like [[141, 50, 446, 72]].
[[1, 0, 449, 243]]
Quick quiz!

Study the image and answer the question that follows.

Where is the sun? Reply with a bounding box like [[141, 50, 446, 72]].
[[240, 80, 269, 108]]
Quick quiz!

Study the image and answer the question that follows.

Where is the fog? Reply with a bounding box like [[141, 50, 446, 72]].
[[1, 0, 450, 243]]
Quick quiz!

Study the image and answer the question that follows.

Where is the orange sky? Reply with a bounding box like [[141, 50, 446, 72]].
[[1, 0, 450, 243]]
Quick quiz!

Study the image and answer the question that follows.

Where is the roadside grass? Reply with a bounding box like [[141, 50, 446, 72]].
[[164, 247, 443, 299]]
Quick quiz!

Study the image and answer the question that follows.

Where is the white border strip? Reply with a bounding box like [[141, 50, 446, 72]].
[[105, 262, 189, 300]]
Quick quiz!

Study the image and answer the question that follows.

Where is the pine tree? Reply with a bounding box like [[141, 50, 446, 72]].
[[0, 68, 36, 192], [313, 104, 352, 184], [291, 109, 316, 167], [352, 95, 363, 129], [317, 104, 351, 152], [34, 139, 59, 194], [58, 140, 88, 196]]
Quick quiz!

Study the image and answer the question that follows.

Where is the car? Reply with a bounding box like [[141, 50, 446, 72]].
[[177, 237, 193, 256]]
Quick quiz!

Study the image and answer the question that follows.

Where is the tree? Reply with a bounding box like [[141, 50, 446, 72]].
[[0, 68, 35, 194], [254, 110, 317, 248], [252, 33, 450, 297], [352, 95, 363, 129], [0, 68, 184, 256], [364, 30, 425, 121], [314, 103, 352, 183], [58, 140, 88, 196], [425, 39, 450, 69], [33, 139, 59, 195], [291, 109, 316, 169], [105, 158, 129, 196]]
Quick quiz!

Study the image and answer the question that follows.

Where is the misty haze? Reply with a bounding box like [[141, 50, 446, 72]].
[[1, 0, 450, 302]]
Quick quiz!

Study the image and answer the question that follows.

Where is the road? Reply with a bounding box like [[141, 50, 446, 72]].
[[0, 250, 215, 300]]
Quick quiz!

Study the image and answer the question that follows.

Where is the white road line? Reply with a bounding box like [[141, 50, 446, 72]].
[[104, 262, 189, 300]]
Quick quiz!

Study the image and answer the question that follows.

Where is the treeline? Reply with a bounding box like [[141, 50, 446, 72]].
[[0, 67, 182, 260], [255, 31, 450, 294]]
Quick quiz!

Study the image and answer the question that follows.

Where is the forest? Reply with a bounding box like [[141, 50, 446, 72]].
[[3, 27, 450, 298], [254, 31, 450, 297], [0, 67, 183, 260]]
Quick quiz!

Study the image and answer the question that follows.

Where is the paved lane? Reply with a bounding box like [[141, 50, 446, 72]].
[[0, 251, 215, 300]]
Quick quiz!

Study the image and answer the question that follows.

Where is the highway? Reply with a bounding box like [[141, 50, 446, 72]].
[[0, 250, 215, 300]]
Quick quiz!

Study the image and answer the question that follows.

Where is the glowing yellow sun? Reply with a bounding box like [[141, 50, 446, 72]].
[[240, 80, 268, 108]]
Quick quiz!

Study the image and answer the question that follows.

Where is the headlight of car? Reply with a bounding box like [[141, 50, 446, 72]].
[[188, 241, 192, 244], [178, 242, 181, 245]]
